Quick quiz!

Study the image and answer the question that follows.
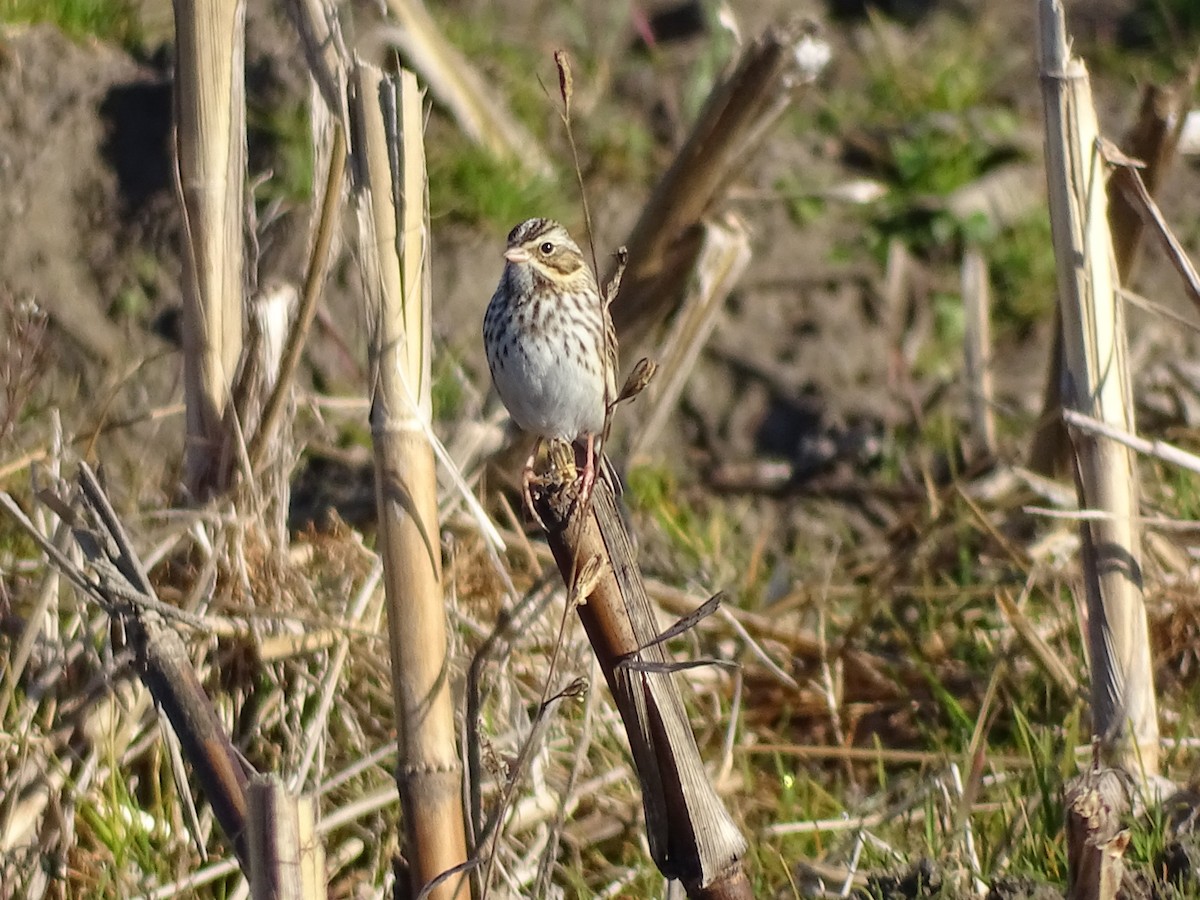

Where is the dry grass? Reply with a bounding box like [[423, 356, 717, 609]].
[[5, 399, 1200, 896]]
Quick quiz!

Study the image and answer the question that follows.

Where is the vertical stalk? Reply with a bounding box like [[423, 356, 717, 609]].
[[1028, 65, 1195, 476], [172, 0, 246, 496], [351, 61, 470, 899], [247, 776, 325, 900], [1037, 0, 1158, 775], [961, 247, 996, 455]]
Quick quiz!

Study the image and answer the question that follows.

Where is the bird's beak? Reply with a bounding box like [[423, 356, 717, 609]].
[[504, 246, 530, 264]]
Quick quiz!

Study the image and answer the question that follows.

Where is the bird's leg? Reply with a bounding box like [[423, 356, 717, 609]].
[[575, 433, 598, 513], [522, 437, 548, 529]]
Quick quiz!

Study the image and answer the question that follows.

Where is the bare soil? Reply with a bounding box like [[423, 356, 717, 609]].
[[6, 4, 1200, 512]]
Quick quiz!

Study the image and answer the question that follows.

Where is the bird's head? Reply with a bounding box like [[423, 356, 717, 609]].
[[503, 218, 589, 285]]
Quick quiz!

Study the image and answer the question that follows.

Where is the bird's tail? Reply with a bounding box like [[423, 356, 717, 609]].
[[600, 451, 623, 497]]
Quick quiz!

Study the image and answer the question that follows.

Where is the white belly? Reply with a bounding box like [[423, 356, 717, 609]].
[[485, 310, 606, 441]]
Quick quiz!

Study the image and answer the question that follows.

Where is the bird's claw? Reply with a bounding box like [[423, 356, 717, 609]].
[[567, 434, 598, 520], [522, 467, 550, 531], [523, 436, 601, 530], [522, 444, 550, 531]]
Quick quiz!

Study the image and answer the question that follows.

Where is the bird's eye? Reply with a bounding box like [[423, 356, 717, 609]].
[[539, 241, 554, 255]]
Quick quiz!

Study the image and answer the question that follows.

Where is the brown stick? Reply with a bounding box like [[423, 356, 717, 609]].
[[0, 468, 253, 867], [533, 474, 750, 899]]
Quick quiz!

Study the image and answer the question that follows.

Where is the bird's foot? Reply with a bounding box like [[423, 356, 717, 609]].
[[522, 441, 549, 531], [569, 435, 598, 519]]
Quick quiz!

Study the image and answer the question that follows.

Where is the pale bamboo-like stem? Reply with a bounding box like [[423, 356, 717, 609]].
[[350, 61, 470, 900], [1037, 0, 1158, 775], [247, 777, 325, 900], [1028, 64, 1196, 475], [173, 0, 247, 497], [961, 247, 996, 455]]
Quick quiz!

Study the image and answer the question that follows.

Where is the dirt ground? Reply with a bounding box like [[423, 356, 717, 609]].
[[5, 2, 1200, 516]]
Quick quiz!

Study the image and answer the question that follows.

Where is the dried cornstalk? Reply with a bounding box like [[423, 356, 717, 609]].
[[609, 19, 829, 348], [627, 216, 751, 460], [382, 0, 551, 177], [350, 61, 470, 899], [532, 475, 750, 900], [1028, 61, 1197, 475], [247, 777, 325, 900], [1037, 0, 1158, 775], [173, 0, 247, 497]]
